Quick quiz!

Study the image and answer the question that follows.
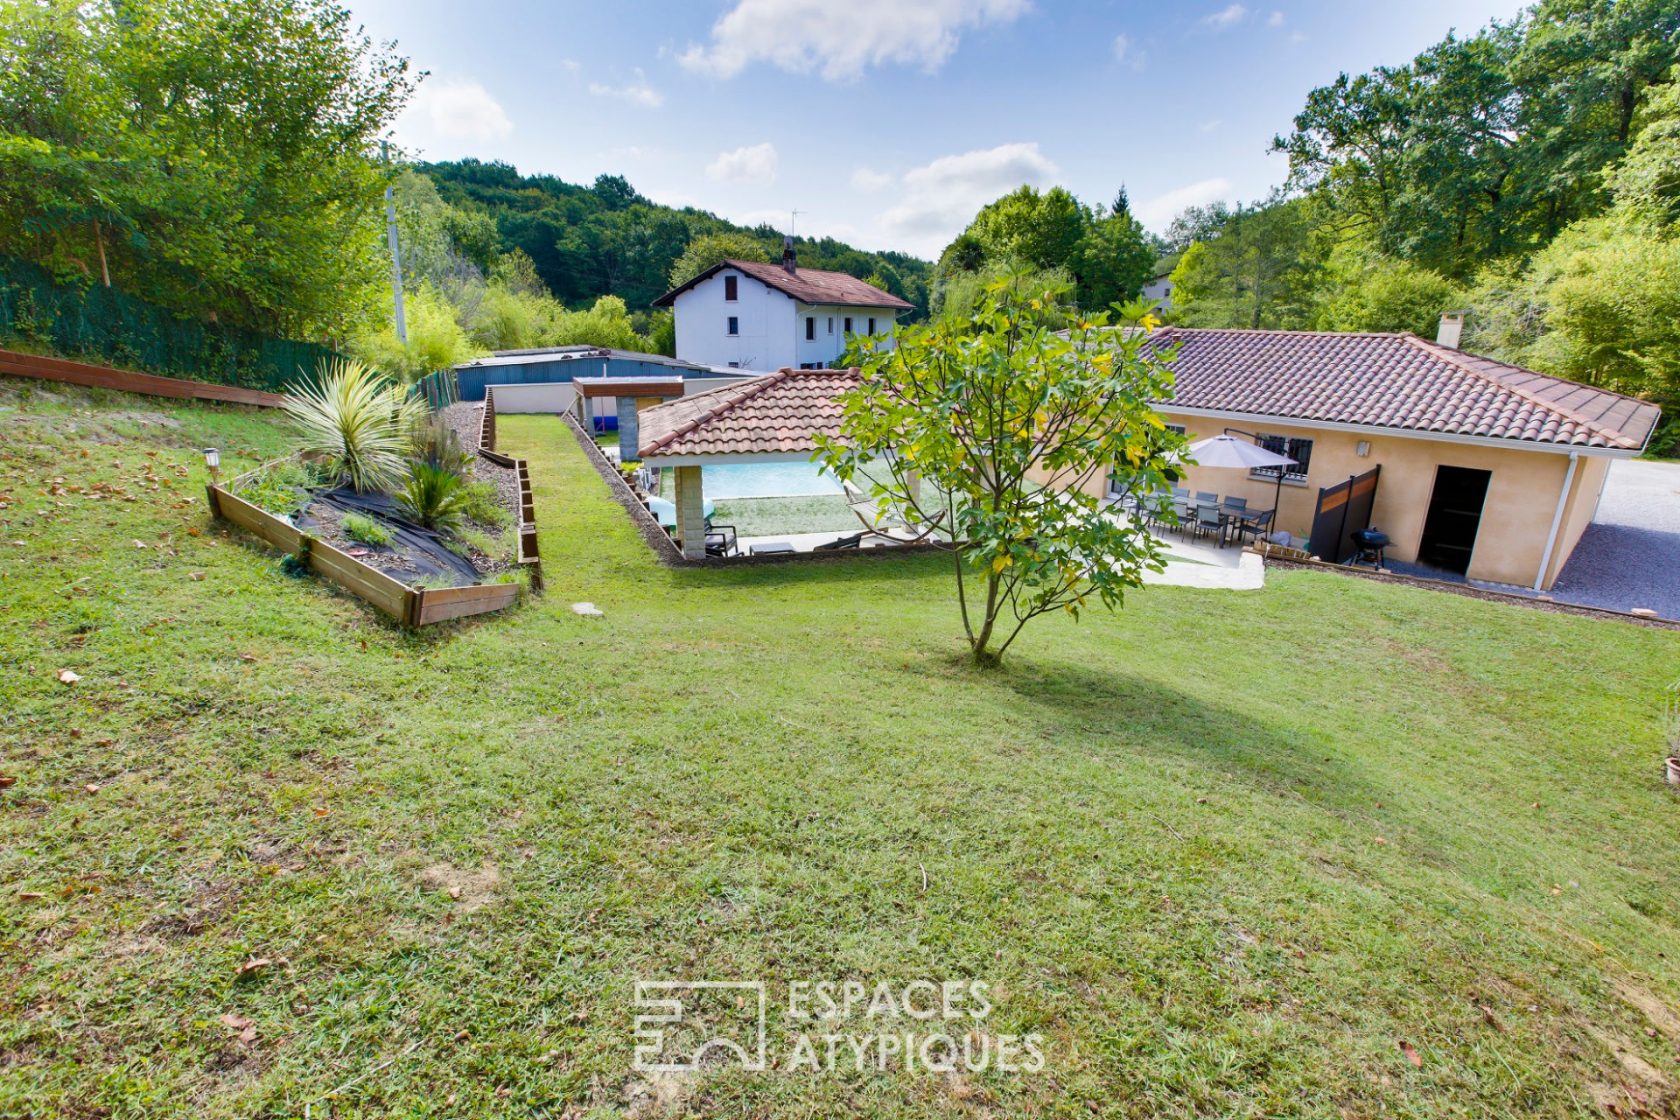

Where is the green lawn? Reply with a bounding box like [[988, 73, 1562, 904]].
[[4, 380, 1680, 1118]]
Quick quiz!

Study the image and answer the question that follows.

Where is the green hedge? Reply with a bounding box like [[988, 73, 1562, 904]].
[[0, 255, 337, 392]]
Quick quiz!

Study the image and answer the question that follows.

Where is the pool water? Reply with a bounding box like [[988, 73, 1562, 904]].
[[704, 461, 843, 500]]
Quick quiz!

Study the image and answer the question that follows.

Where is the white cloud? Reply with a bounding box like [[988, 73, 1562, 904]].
[[881, 141, 1059, 254], [404, 78, 512, 143], [850, 166, 894, 192], [1135, 177, 1232, 229], [706, 142, 779, 183], [1199, 118, 1223, 133], [1267, 10, 1284, 26], [561, 58, 581, 72], [679, 0, 1031, 81], [588, 76, 664, 108], [1112, 33, 1130, 61], [1199, 4, 1249, 30]]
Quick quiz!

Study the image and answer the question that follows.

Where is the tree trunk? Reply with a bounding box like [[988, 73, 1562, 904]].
[[968, 572, 1004, 666], [94, 220, 110, 287]]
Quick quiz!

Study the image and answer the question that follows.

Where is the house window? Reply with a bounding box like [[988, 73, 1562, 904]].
[[726, 316, 739, 336], [728, 361, 740, 368], [827, 317, 833, 334], [1252, 434, 1312, 482], [724, 275, 738, 301], [867, 317, 876, 334], [1165, 424, 1186, 436], [843, 316, 853, 333], [806, 316, 815, 341]]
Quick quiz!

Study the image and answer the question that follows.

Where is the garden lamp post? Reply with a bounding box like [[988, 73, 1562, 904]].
[[203, 447, 220, 485]]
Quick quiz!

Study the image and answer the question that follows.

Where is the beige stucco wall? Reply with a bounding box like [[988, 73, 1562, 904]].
[[1064, 413, 1617, 589]]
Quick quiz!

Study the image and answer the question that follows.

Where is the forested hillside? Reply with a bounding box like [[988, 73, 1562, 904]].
[[1158, 0, 1680, 449], [421, 159, 933, 318]]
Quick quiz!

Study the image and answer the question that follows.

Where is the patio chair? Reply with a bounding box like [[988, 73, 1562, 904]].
[[1195, 491, 1219, 505], [815, 531, 865, 551], [1194, 502, 1225, 545], [1223, 495, 1247, 511], [1235, 509, 1273, 546], [704, 523, 739, 558], [842, 480, 946, 543], [1169, 495, 1192, 534]]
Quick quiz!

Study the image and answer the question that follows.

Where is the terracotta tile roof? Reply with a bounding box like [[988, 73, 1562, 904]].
[[1144, 328, 1659, 451], [653, 260, 914, 311], [637, 367, 862, 459]]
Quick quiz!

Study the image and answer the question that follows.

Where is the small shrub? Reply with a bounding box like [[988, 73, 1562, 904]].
[[457, 479, 512, 528], [398, 462, 468, 533], [342, 512, 394, 547], [410, 415, 472, 475]]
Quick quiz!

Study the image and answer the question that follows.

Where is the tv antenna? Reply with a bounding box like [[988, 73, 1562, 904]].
[[789, 208, 802, 238]]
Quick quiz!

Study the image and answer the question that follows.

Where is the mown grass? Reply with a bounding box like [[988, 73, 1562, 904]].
[[3, 380, 1680, 1118]]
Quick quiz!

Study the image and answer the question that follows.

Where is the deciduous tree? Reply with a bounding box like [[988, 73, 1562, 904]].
[[817, 278, 1183, 667]]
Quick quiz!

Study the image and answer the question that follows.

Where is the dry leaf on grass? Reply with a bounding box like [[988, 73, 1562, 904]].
[[84, 783, 101, 794], [1399, 1040, 1422, 1067], [235, 958, 272, 979], [0, 776, 15, 789], [57, 669, 80, 685], [218, 1013, 258, 1043]]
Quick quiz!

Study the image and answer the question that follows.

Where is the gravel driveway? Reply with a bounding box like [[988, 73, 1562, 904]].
[[1550, 459, 1680, 619]]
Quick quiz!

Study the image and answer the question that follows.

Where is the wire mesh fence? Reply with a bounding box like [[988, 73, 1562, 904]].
[[0, 255, 337, 392]]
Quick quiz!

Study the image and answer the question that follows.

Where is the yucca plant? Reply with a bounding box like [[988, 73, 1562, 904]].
[[282, 358, 422, 493], [397, 462, 468, 533]]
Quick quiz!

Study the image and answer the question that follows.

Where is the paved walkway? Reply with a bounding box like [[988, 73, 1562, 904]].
[[1549, 460, 1680, 619]]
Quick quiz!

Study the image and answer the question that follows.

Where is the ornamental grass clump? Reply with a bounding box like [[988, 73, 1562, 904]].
[[282, 358, 422, 494]]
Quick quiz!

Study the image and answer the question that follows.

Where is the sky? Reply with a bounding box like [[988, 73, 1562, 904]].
[[354, 0, 1530, 261]]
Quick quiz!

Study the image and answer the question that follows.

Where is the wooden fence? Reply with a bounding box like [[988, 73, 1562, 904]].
[[1307, 466, 1381, 564], [1, 347, 285, 407], [207, 454, 528, 626], [476, 387, 540, 570]]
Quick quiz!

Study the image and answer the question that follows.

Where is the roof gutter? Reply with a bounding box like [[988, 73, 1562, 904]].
[[1533, 450, 1580, 592], [1157, 404, 1643, 458]]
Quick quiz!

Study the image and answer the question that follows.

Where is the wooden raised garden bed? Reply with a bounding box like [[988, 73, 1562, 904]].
[[207, 444, 538, 627]]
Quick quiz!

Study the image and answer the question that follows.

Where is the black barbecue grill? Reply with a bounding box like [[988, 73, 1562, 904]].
[[1347, 527, 1389, 568]]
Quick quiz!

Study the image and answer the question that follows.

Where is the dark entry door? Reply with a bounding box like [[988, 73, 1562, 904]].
[[1418, 466, 1491, 573]]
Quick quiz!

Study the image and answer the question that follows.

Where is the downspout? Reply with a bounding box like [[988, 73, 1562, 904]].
[[1533, 451, 1579, 592]]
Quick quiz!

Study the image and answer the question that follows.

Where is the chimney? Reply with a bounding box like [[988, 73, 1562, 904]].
[[781, 234, 797, 275], [1436, 310, 1466, 349]]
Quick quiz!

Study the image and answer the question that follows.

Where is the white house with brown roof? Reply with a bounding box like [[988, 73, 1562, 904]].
[[653, 239, 913, 372]]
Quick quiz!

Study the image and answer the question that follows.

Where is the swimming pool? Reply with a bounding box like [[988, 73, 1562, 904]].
[[703, 461, 843, 500]]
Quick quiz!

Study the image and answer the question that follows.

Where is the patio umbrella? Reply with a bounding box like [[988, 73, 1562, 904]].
[[1183, 434, 1297, 530]]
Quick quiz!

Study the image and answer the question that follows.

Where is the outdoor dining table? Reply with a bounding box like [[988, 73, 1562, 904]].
[[1185, 500, 1265, 547]]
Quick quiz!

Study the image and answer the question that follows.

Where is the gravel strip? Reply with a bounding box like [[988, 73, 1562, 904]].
[[1550, 460, 1680, 619], [439, 400, 523, 557]]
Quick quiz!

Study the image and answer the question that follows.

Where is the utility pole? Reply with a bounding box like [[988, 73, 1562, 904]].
[[381, 141, 407, 343]]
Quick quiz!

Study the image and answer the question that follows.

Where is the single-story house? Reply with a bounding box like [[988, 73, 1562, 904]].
[[652, 239, 913, 372], [631, 320, 1659, 586], [1070, 317, 1659, 590]]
